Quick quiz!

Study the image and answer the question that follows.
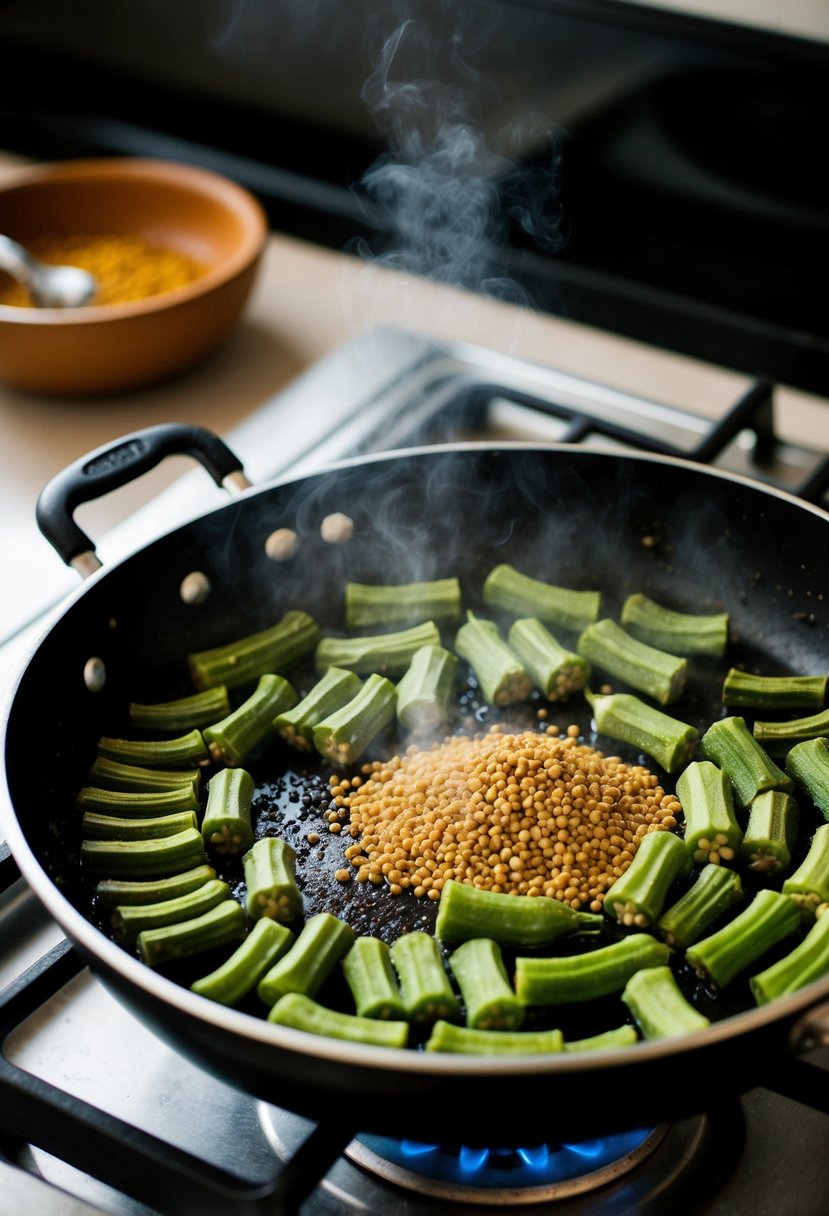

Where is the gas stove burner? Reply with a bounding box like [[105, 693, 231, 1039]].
[[344, 1126, 667, 1205]]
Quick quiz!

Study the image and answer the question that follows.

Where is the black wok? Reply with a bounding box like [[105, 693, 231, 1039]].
[[2, 424, 829, 1149]]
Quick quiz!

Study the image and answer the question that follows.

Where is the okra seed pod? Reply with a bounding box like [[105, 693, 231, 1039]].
[[722, 669, 827, 712], [675, 761, 743, 865], [657, 863, 744, 950], [482, 563, 601, 634], [785, 737, 829, 818], [129, 686, 230, 731], [506, 617, 589, 702], [95, 865, 218, 907], [395, 644, 459, 733], [603, 829, 691, 929], [620, 593, 728, 657], [87, 757, 202, 798], [268, 992, 409, 1049], [188, 610, 319, 691], [587, 690, 698, 773], [242, 836, 303, 922], [435, 879, 602, 946], [783, 824, 829, 920], [341, 936, 406, 1020], [753, 708, 829, 756], [75, 785, 199, 817], [750, 910, 829, 1005], [81, 809, 199, 840], [448, 937, 524, 1031], [700, 716, 793, 808], [96, 730, 209, 768], [80, 827, 206, 878], [563, 1025, 639, 1052], [201, 767, 255, 856], [137, 899, 246, 967], [314, 621, 442, 677], [203, 674, 298, 767], [191, 918, 296, 1006], [257, 912, 355, 1007], [391, 931, 462, 1025], [344, 579, 462, 629], [685, 889, 801, 989], [312, 674, 396, 765], [739, 790, 799, 874], [113, 878, 231, 940], [621, 965, 710, 1039], [425, 1021, 564, 1055], [454, 611, 532, 707], [577, 618, 687, 705], [273, 666, 362, 750], [515, 934, 670, 1005]]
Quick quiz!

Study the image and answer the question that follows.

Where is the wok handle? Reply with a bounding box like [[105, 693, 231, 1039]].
[[35, 423, 251, 577]]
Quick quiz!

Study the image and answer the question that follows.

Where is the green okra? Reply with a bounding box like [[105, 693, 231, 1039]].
[[603, 829, 691, 929], [96, 730, 209, 768], [676, 760, 743, 866], [577, 618, 687, 706], [80, 827, 206, 878], [454, 611, 532, 707], [312, 673, 396, 765], [753, 708, 829, 756], [750, 910, 829, 1006], [739, 790, 800, 875], [243, 836, 303, 922], [137, 899, 246, 967], [188, 610, 319, 691], [785, 737, 829, 818], [95, 865, 218, 907], [81, 809, 198, 840], [425, 1021, 564, 1055], [482, 563, 601, 634], [87, 757, 202, 798], [201, 767, 255, 856], [722, 669, 826, 712], [447, 938, 524, 1031], [621, 965, 710, 1039], [315, 621, 441, 677], [685, 889, 801, 989], [390, 931, 462, 1025], [586, 690, 698, 773], [515, 934, 671, 1005], [129, 686, 231, 731], [700, 716, 793, 808], [112, 878, 231, 940], [395, 644, 459, 733], [203, 673, 297, 767], [344, 578, 462, 629], [341, 936, 406, 1020], [273, 667, 362, 750], [268, 992, 409, 1049], [563, 1025, 639, 1052], [191, 917, 296, 1006], [657, 863, 744, 950], [75, 785, 199, 816], [620, 593, 729, 657], [434, 879, 602, 946], [506, 617, 589, 702], [257, 912, 355, 1007], [783, 824, 829, 920]]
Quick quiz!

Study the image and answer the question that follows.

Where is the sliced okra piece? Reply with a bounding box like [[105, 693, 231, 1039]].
[[312, 673, 396, 765], [739, 790, 799, 875], [203, 673, 297, 767], [112, 878, 231, 940], [191, 918, 296, 1006], [783, 824, 829, 920], [753, 708, 829, 755], [395, 644, 459, 733], [700, 716, 793, 808], [586, 690, 698, 773], [514, 934, 670, 1005], [315, 621, 442, 678], [201, 767, 255, 856], [621, 965, 710, 1039], [75, 785, 199, 816], [785, 737, 829, 818], [685, 889, 801, 989], [482, 563, 601, 634], [257, 912, 355, 1007], [243, 836, 303, 922], [87, 756, 201, 798], [188, 610, 319, 691], [722, 669, 826, 712], [96, 729, 209, 768], [750, 909, 829, 1006], [129, 686, 230, 731], [447, 937, 524, 1031], [620, 593, 729, 657], [675, 760, 743, 866], [657, 863, 744, 950], [577, 618, 686, 705], [425, 1021, 564, 1055], [434, 879, 602, 946], [82, 809, 198, 840], [341, 936, 406, 1020], [80, 827, 206, 878], [344, 578, 461, 629], [506, 617, 589, 702], [563, 1025, 639, 1052], [390, 931, 462, 1025], [603, 829, 691, 930], [268, 992, 409, 1049], [138, 899, 246, 967], [273, 666, 362, 750], [95, 865, 217, 907], [454, 611, 532, 707]]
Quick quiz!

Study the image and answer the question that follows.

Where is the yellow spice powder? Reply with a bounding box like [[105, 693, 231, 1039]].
[[0, 233, 206, 307]]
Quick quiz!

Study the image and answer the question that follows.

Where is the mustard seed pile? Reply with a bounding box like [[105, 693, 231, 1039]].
[[333, 726, 681, 911]]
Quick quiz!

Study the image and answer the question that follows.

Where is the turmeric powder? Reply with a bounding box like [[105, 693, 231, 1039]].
[[0, 233, 206, 307]]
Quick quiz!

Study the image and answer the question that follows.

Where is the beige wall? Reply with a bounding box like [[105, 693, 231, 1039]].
[[625, 0, 829, 42]]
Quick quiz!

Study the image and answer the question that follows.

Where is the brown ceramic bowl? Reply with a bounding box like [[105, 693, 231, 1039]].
[[0, 157, 268, 396]]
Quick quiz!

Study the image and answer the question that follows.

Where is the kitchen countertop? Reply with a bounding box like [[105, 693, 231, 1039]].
[[1, 150, 827, 650]]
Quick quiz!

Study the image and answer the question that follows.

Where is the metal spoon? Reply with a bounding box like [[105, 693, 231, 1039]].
[[0, 233, 97, 308]]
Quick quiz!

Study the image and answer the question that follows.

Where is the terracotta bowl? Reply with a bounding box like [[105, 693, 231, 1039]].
[[0, 158, 268, 396]]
